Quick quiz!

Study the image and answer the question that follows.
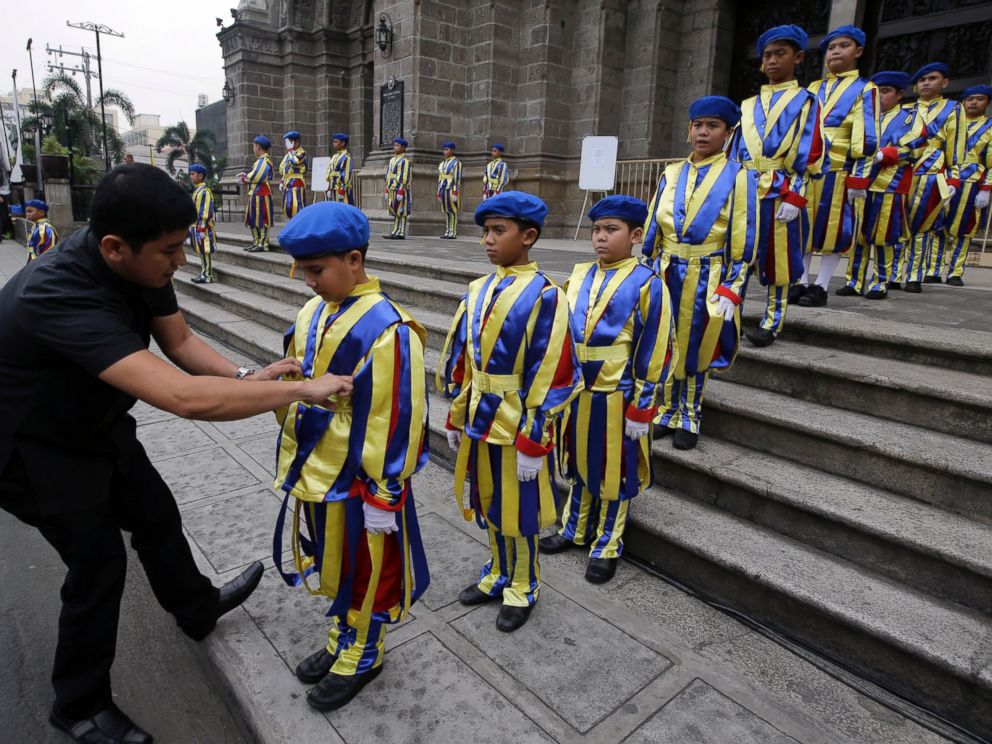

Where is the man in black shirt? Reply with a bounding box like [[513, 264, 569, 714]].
[[0, 165, 352, 744]]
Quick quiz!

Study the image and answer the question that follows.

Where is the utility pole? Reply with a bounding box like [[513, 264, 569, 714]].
[[26, 38, 45, 198], [67, 21, 124, 172], [46, 44, 97, 110]]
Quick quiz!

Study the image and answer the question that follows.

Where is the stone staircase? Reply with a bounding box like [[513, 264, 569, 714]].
[[176, 234, 992, 739]]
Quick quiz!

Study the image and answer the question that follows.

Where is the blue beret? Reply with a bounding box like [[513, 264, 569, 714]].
[[757, 25, 807, 56], [442, 141, 456, 149], [688, 95, 741, 127], [910, 62, 950, 84], [474, 191, 548, 228], [961, 85, 992, 101], [332, 133, 349, 143], [820, 25, 865, 52], [588, 195, 647, 226], [25, 199, 49, 212], [189, 163, 208, 176], [283, 130, 301, 140], [278, 202, 370, 258], [253, 135, 271, 149], [871, 71, 911, 90], [393, 137, 408, 147], [491, 143, 505, 151]]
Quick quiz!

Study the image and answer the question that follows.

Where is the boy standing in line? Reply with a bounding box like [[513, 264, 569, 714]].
[[437, 141, 462, 239], [483, 144, 509, 199], [279, 130, 309, 219], [326, 133, 354, 205], [240, 135, 274, 253], [383, 137, 411, 240], [188, 164, 216, 284]]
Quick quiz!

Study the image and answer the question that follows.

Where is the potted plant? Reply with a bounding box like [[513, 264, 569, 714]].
[[41, 135, 70, 179]]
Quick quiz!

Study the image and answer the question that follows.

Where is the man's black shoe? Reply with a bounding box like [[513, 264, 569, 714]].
[[538, 533, 575, 554], [798, 285, 827, 307], [787, 284, 807, 304], [306, 666, 383, 712], [923, 275, 942, 284], [904, 281, 922, 293], [496, 603, 532, 632], [672, 429, 699, 450], [865, 289, 888, 300], [887, 281, 902, 290], [835, 285, 858, 296], [296, 648, 339, 684], [217, 561, 264, 619], [946, 276, 964, 287], [745, 327, 776, 348], [459, 583, 498, 606], [50, 704, 152, 744], [585, 557, 618, 584]]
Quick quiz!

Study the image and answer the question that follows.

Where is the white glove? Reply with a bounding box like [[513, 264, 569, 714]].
[[713, 294, 737, 321], [847, 188, 867, 204], [775, 202, 801, 223], [874, 150, 885, 163], [945, 185, 957, 201], [446, 429, 462, 452], [363, 502, 398, 535], [238, 172, 247, 183], [284, 139, 295, 150], [624, 419, 650, 440], [517, 452, 544, 482], [976, 191, 991, 210]]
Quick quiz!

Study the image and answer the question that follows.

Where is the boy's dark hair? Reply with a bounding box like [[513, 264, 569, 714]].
[[510, 218, 542, 241], [304, 244, 369, 262], [89, 164, 196, 252]]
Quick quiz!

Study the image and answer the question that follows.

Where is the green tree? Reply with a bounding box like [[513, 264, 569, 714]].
[[155, 121, 217, 175]]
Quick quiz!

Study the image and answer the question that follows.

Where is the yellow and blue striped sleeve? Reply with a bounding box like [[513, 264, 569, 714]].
[[437, 296, 470, 430], [722, 167, 759, 297], [627, 275, 674, 419], [848, 82, 880, 184], [640, 172, 669, 262]]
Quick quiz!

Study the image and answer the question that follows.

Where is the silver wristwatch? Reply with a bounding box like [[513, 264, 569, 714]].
[[235, 366, 256, 380]]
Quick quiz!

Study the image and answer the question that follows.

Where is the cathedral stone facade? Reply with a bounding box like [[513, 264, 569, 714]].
[[218, 0, 992, 236]]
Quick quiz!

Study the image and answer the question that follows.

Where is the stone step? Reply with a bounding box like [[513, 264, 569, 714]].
[[651, 434, 992, 614], [727, 340, 992, 444], [704, 379, 992, 524], [178, 293, 285, 364], [622, 490, 992, 738]]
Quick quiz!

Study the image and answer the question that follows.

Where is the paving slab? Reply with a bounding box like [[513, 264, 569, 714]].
[[156, 445, 262, 505], [183, 488, 283, 573]]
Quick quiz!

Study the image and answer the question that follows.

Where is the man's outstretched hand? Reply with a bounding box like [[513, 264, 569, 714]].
[[301, 373, 354, 405], [253, 357, 303, 381]]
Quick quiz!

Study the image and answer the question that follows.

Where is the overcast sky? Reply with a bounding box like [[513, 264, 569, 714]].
[[1, 0, 230, 136]]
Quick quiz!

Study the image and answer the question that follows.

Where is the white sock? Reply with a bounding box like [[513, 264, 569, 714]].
[[800, 254, 813, 285], [816, 253, 842, 290]]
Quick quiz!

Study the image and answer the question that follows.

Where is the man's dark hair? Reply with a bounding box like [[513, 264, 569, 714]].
[[89, 164, 196, 252]]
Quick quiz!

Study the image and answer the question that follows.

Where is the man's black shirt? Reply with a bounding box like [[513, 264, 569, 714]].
[[0, 228, 178, 514]]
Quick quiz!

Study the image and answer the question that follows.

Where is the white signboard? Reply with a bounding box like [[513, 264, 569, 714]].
[[310, 156, 330, 192], [578, 136, 618, 191]]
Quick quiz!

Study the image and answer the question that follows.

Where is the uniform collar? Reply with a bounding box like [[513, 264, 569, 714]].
[[496, 262, 537, 278], [825, 68, 860, 81], [686, 151, 725, 168], [762, 79, 799, 93], [597, 255, 638, 270], [350, 276, 380, 297]]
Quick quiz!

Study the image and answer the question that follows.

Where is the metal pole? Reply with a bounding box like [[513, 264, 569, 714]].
[[95, 30, 110, 171], [82, 51, 93, 110], [27, 39, 45, 197]]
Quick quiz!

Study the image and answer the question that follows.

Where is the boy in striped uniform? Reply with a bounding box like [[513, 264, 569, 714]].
[[538, 195, 674, 584], [940, 85, 992, 286], [438, 192, 580, 631], [482, 144, 509, 199], [797, 24, 878, 306], [279, 130, 309, 219], [240, 135, 274, 253], [729, 24, 822, 348], [326, 133, 354, 205], [383, 138, 411, 240], [436, 141, 462, 238], [188, 164, 216, 284], [642, 96, 757, 449], [274, 202, 430, 711], [24, 199, 59, 262]]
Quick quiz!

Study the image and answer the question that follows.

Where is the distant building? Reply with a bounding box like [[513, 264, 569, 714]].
[[195, 100, 228, 158]]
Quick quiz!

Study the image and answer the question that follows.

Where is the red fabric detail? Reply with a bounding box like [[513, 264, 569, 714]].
[[287, 178, 304, 188], [845, 176, 871, 190], [445, 411, 458, 431], [451, 349, 465, 386], [551, 327, 577, 389], [714, 285, 741, 305], [980, 184, 992, 192], [781, 191, 807, 208], [625, 404, 656, 423], [354, 479, 406, 512], [946, 178, 961, 189], [879, 146, 899, 167], [257, 183, 271, 197], [807, 114, 824, 168], [515, 431, 552, 457], [344, 524, 403, 613]]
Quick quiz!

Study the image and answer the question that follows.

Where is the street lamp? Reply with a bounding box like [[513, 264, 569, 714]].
[[222, 79, 235, 106], [375, 14, 393, 57]]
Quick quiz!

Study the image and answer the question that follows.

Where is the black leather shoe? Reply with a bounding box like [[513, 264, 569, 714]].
[[923, 275, 942, 284], [946, 276, 964, 287], [654, 427, 673, 440], [246, 245, 268, 253], [672, 429, 698, 450], [865, 289, 888, 300], [798, 284, 827, 307], [887, 281, 902, 291], [585, 557, 618, 584], [296, 648, 338, 684], [496, 603, 532, 632], [242, 245, 253, 251], [50, 704, 153, 744], [787, 283, 807, 304], [835, 285, 858, 296], [393, 235, 405, 240], [191, 275, 207, 284], [217, 561, 264, 620], [459, 583, 498, 606], [745, 327, 776, 348], [306, 666, 383, 712], [382, 234, 397, 239], [538, 533, 575, 554], [904, 281, 922, 293]]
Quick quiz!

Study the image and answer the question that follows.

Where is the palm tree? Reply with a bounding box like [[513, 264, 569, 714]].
[[155, 121, 217, 175]]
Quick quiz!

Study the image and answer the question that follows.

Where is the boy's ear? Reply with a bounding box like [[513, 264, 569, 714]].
[[523, 226, 539, 248], [630, 226, 644, 244], [795, 49, 805, 64]]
